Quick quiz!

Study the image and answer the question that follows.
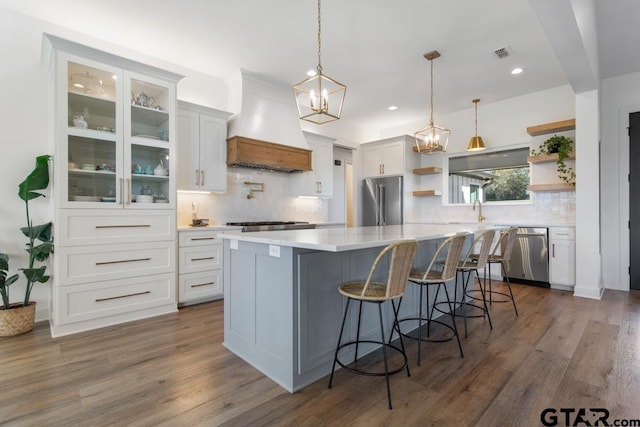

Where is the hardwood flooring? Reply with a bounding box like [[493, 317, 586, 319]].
[[1, 283, 639, 426]]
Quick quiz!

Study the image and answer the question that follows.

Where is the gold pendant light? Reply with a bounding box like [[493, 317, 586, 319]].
[[467, 98, 486, 151], [414, 51, 450, 153], [293, 0, 346, 125]]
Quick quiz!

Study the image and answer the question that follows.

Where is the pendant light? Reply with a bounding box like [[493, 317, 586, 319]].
[[467, 98, 486, 151], [293, 0, 346, 124], [414, 51, 450, 153]]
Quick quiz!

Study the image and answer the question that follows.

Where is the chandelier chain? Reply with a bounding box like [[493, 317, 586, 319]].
[[429, 58, 434, 124], [316, 0, 323, 73]]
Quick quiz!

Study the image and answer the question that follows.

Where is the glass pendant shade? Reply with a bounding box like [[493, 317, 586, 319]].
[[467, 98, 486, 151], [414, 50, 449, 153], [293, 0, 346, 125]]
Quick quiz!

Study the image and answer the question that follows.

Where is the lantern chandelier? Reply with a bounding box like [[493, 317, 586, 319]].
[[467, 98, 486, 151], [414, 50, 450, 153], [293, 0, 346, 125]]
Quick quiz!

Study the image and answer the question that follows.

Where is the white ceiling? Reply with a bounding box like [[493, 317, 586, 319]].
[[2, 0, 639, 136]]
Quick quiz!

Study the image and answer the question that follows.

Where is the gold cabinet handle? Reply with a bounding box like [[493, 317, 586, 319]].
[[119, 178, 124, 206], [191, 237, 215, 241], [200, 170, 205, 186], [195, 169, 199, 186], [126, 178, 132, 205], [95, 290, 151, 302], [95, 257, 151, 266], [191, 282, 215, 288]]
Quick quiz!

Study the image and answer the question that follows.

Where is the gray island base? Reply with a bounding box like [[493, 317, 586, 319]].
[[219, 224, 497, 392]]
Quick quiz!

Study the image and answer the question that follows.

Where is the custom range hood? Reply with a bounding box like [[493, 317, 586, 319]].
[[227, 70, 312, 173]]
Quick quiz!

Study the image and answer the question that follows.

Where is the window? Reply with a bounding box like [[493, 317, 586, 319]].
[[446, 146, 530, 204]]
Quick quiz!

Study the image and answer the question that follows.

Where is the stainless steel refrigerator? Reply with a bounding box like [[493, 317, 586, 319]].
[[362, 176, 403, 226]]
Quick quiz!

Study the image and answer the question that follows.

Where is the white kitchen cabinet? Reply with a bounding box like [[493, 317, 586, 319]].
[[362, 138, 405, 177], [45, 35, 182, 337], [549, 227, 576, 289], [178, 229, 224, 304], [177, 101, 232, 192], [290, 132, 335, 198]]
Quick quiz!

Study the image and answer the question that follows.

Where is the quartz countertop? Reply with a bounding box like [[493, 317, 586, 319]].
[[178, 225, 243, 232], [218, 223, 499, 252]]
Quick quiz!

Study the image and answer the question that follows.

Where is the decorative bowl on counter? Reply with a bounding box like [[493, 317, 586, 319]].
[[191, 218, 209, 227]]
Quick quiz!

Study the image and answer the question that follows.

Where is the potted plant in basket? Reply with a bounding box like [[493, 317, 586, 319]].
[[0, 155, 53, 336], [530, 135, 575, 186]]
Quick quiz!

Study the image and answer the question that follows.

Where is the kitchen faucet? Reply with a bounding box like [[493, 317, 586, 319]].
[[472, 199, 486, 222]]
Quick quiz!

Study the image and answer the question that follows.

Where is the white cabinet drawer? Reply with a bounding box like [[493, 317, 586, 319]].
[[57, 209, 175, 246], [179, 269, 223, 302], [57, 241, 174, 286], [57, 273, 174, 325], [179, 230, 219, 247], [179, 245, 222, 273], [549, 227, 575, 240]]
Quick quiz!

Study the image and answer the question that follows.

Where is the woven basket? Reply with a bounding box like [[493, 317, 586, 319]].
[[0, 302, 36, 337]]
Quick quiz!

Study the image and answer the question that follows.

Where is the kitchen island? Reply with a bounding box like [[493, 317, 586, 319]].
[[218, 224, 496, 392]]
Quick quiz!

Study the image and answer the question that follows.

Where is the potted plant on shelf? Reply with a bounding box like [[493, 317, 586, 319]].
[[0, 155, 53, 336], [530, 135, 576, 186]]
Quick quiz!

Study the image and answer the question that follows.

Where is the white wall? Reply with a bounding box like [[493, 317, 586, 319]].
[[601, 71, 640, 291], [0, 8, 228, 320]]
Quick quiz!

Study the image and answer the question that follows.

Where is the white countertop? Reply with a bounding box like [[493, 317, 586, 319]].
[[218, 223, 499, 252], [178, 225, 243, 232]]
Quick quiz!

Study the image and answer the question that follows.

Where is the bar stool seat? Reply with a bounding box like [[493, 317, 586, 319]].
[[328, 239, 418, 410], [393, 233, 468, 366]]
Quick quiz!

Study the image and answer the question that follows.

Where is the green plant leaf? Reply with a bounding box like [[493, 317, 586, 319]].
[[31, 242, 54, 262], [20, 222, 53, 242], [18, 155, 51, 202], [20, 266, 49, 283]]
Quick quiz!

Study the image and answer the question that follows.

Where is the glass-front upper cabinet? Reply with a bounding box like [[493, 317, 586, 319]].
[[56, 50, 177, 209]]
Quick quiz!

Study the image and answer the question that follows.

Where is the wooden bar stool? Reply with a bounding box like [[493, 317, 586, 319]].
[[393, 233, 468, 366], [328, 239, 417, 410]]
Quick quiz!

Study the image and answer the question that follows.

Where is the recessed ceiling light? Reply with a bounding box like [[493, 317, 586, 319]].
[[387, 105, 398, 111], [306, 69, 317, 77], [511, 67, 524, 75]]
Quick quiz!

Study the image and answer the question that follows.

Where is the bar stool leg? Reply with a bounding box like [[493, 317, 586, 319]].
[[390, 299, 411, 378], [378, 303, 392, 409], [475, 269, 493, 329], [417, 284, 424, 366], [442, 283, 464, 358], [329, 298, 351, 389], [501, 262, 519, 316], [354, 300, 363, 363]]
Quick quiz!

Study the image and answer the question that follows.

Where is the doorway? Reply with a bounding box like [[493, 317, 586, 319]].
[[629, 111, 640, 290]]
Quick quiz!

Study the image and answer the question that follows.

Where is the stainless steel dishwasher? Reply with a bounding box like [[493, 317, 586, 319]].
[[504, 227, 550, 288]]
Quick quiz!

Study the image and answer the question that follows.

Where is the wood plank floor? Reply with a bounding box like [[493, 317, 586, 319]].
[[1, 282, 639, 426]]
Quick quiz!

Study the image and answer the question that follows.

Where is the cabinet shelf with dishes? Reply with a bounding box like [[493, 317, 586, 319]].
[[45, 34, 182, 337]]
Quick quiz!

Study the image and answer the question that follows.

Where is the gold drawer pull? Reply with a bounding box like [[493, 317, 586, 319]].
[[191, 237, 215, 241], [96, 257, 151, 266], [95, 224, 151, 229], [190, 256, 215, 262], [191, 282, 215, 288], [95, 290, 151, 302]]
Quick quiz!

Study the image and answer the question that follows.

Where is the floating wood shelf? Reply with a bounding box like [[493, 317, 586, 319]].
[[413, 167, 442, 175], [528, 183, 575, 192], [527, 119, 575, 136], [413, 145, 444, 153], [527, 152, 576, 164], [413, 190, 442, 197]]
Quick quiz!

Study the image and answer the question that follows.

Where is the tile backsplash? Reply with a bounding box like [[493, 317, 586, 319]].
[[177, 168, 328, 227]]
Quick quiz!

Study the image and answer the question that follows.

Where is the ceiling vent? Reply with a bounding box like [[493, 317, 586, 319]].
[[493, 45, 515, 59]]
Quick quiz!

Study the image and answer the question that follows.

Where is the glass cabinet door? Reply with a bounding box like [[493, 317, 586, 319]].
[[126, 72, 174, 207], [65, 59, 122, 206]]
